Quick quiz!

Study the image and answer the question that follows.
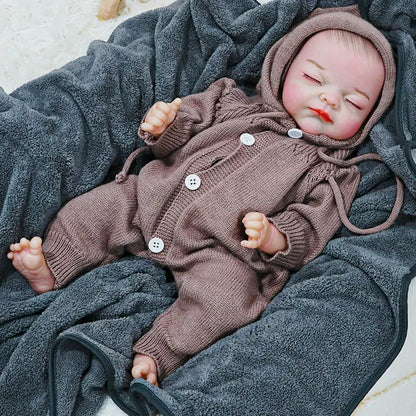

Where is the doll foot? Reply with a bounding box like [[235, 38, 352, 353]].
[[132, 354, 159, 387], [8, 237, 55, 293]]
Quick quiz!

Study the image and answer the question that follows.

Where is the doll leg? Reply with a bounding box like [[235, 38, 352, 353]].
[[133, 250, 271, 380], [9, 175, 143, 292]]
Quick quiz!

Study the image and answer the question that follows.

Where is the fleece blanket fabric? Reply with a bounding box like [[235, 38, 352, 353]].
[[0, 0, 415, 415]]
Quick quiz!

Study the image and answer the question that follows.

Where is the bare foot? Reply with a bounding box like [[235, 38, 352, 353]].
[[7, 237, 55, 294], [131, 354, 159, 386]]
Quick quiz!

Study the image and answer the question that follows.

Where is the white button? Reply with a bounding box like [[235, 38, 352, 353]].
[[240, 133, 256, 146], [185, 174, 201, 190], [288, 128, 303, 139], [148, 237, 164, 253]]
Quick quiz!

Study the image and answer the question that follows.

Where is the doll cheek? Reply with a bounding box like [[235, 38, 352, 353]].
[[335, 119, 363, 140], [282, 82, 303, 114]]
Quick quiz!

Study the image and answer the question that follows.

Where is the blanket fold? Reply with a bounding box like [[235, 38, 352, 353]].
[[1, 0, 415, 415]]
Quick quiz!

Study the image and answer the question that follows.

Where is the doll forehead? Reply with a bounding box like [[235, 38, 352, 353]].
[[291, 31, 385, 97], [297, 30, 383, 66]]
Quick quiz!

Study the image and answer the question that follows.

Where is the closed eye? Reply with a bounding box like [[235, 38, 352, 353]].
[[346, 99, 362, 110], [302, 73, 321, 85]]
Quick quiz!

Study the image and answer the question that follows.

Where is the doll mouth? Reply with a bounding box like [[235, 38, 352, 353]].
[[309, 107, 332, 123]]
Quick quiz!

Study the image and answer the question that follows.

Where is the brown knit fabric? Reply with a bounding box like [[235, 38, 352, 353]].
[[42, 5, 397, 380]]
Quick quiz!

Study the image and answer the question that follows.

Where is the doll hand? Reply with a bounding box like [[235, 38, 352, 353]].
[[241, 212, 287, 254], [141, 98, 182, 138], [241, 212, 271, 250], [131, 353, 159, 387]]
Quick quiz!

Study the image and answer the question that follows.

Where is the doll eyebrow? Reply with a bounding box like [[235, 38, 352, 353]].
[[306, 59, 370, 101], [354, 88, 370, 101], [306, 59, 326, 70]]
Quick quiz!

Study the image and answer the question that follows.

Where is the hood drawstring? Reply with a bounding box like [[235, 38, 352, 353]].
[[115, 146, 152, 184], [318, 148, 404, 235]]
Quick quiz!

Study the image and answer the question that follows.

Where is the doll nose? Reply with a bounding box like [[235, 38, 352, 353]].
[[320, 90, 340, 108]]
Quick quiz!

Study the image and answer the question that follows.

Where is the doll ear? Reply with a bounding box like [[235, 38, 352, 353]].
[[97, 0, 121, 20]]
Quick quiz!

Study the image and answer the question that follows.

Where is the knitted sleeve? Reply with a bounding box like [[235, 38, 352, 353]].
[[132, 250, 268, 381], [260, 165, 361, 270], [138, 77, 238, 158]]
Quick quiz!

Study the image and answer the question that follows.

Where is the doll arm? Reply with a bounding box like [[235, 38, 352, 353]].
[[257, 167, 361, 270], [138, 77, 239, 159]]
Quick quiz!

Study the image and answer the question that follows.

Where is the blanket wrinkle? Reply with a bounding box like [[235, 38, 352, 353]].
[[0, 0, 415, 415]]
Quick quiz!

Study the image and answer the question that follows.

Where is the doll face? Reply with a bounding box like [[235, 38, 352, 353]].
[[282, 31, 385, 140]]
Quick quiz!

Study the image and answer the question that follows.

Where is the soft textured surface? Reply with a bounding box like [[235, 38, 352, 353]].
[[0, 1, 415, 416], [0, 0, 175, 94]]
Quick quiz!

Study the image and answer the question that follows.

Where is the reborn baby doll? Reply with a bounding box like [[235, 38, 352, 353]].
[[8, 7, 401, 387]]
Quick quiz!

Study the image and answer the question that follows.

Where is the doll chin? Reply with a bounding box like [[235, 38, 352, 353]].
[[295, 116, 324, 136]]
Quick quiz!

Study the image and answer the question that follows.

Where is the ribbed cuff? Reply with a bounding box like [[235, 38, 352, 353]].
[[132, 318, 186, 381], [138, 110, 193, 159], [42, 231, 92, 289], [260, 211, 306, 270]]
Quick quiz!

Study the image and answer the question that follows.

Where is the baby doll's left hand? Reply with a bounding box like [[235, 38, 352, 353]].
[[131, 353, 159, 387], [241, 212, 271, 249], [241, 212, 287, 254]]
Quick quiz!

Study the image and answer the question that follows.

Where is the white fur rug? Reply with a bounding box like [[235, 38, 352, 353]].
[[0, 0, 174, 93]]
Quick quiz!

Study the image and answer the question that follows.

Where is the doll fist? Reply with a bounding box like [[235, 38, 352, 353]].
[[241, 212, 287, 254], [141, 98, 182, 138], [241, 212, 270, 249]]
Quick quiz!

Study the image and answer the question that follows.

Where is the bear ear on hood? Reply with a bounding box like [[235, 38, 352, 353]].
[[257, 4, 397, 150]]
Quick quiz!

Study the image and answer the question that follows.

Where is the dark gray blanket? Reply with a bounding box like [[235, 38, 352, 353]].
[[0, 0, 415, 415]]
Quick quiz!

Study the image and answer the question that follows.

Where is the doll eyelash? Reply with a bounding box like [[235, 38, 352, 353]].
[[345, 99, 362, 110], [303, 73, 321, 85]]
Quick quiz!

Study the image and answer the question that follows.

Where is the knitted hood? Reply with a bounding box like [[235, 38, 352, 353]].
[[257, 4, 396, 150]]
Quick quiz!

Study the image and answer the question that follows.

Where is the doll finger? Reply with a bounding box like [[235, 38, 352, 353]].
[[154, 101, 171, 114], [241, 239, 258, 249], [140, 122, 155, 132], [146, 116, 164, 127], [150, 108, 169, 121], [170, 98, 182, 108], [243, 212, 264, 222], [243, 220, 264, 230], [245, 228, 260, 239], [132, 363, 150, 378]]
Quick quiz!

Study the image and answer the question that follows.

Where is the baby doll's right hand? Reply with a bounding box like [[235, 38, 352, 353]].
[[141, 98, 182, 138]]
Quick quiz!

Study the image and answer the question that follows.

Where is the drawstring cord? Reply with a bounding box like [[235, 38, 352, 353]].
[[317, 148, 404, 235], [115, 146, 152, 184]]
